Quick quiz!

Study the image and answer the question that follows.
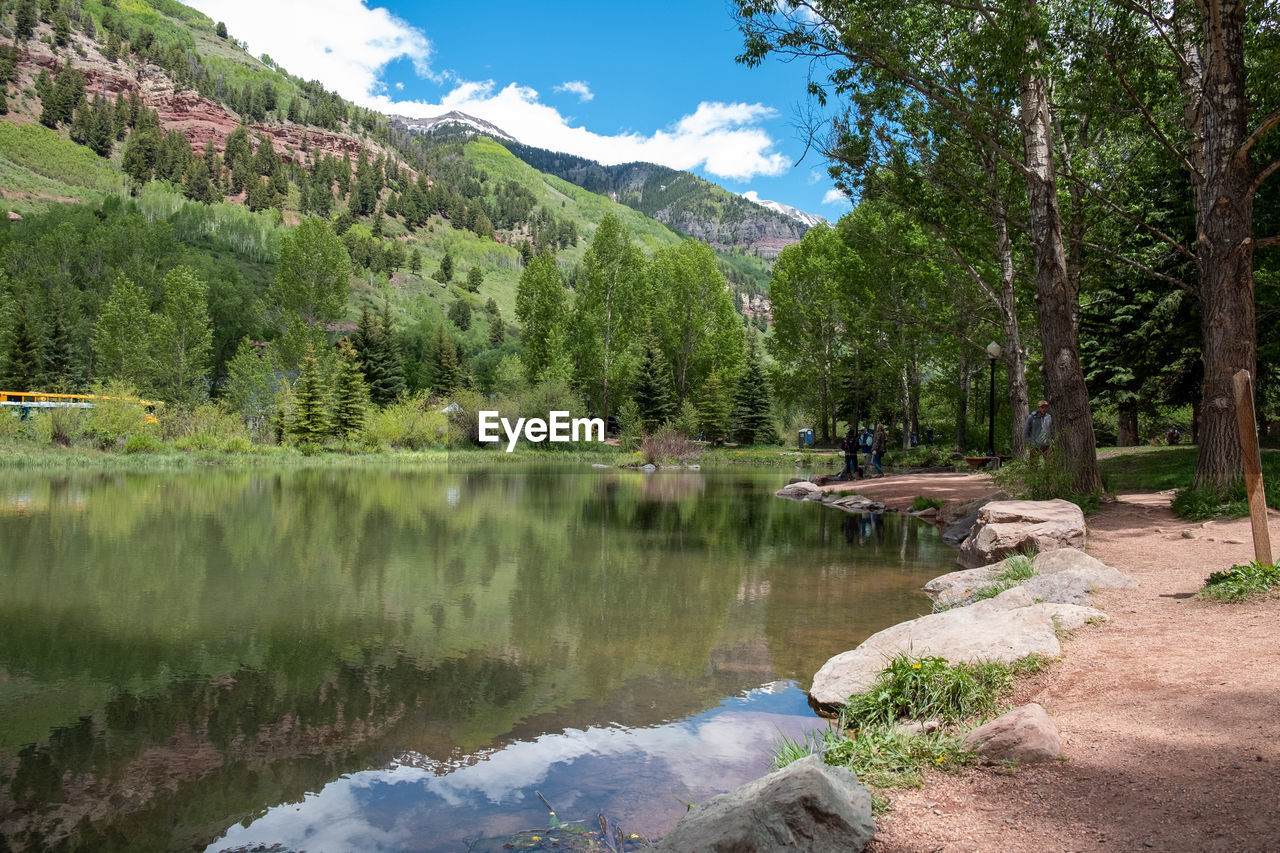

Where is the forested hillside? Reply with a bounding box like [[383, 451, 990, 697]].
[[0, 0, 781, 456]]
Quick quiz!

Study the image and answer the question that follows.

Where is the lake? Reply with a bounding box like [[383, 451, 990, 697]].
[[0, 463, 958, 851]]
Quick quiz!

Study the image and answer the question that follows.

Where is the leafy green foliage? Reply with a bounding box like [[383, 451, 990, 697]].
[[1200, 561, 1280, 602]]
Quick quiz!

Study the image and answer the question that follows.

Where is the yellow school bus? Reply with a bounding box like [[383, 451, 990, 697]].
[[0, 391, 163, 422]]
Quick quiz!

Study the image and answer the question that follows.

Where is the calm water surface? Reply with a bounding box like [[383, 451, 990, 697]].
[[0, 464, 958, 851]]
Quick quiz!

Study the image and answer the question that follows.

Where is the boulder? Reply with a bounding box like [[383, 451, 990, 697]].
[[649, 754, 874, 853], [1020, 573, 1094, 607], [939, 492, 1008, 545], [776, 481, 825, 499], [957, 499, 1086, 568], [1034, 549, 1139, 590], [809, 587, 1106, 711], [962, 703, 1061, 763], [925, 548, 1137, 608], [922, 559, 1015, 608]]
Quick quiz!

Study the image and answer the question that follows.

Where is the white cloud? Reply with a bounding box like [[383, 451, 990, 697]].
[[822, 188, 848, 205], [554, 80, 594, 102], [186, 1, 790, 181], [186, 0, 439, 95]]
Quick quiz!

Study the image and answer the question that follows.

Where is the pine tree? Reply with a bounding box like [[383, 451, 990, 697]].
[[370, 298, 405, 404], [330, 337, 368, 441], [696, 369, 733, 444], [289, 343, 329, 447], [448, 298, 471, 331], [1, 296, 42, 390], [53, 9, 69, 45], [433, 251, 454, 283], [632, 333, 675, 432], [40, 296, 73, 391], [732, 335, 775, 445], [15, 0, 37, 41], [431, 326, 461, 396]]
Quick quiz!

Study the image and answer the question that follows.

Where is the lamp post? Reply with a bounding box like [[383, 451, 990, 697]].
[[986, 342, 1002, 458]]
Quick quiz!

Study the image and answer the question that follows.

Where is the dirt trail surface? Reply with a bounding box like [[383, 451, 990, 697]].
[[823, 472, 1280, 852]]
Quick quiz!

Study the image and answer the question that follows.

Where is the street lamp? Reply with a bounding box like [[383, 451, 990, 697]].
[[986, 342, 1003, 459]]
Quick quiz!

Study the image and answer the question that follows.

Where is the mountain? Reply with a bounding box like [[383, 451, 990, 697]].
[[496, 141, 809, 259], [388, 110, 517, 144], [740, 191, 827, 228]]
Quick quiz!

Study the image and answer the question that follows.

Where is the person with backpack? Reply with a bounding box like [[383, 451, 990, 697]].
[[859, 426, 873, 470], [840, 426, 860, 479], [872, 423, 887, 477]]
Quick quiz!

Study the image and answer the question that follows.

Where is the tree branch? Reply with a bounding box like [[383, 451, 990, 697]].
[[1082, 240, 1194, 292], [1250, 156, 1280, 197], [1060, 172, 1198, 263], [1239, 108, 1280, 162], [1101, 52, 1201, 180]]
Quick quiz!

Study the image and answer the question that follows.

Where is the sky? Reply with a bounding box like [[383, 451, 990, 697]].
[[183, 0, 850, 219]]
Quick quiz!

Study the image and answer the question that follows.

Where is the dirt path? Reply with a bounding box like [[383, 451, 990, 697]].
[[822, 472, 1280, 852]]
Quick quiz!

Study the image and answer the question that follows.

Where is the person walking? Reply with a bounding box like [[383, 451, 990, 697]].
[[841, 426, 859, 479], [872, 423, 887, 478], [1024, 399, 1052, 463]]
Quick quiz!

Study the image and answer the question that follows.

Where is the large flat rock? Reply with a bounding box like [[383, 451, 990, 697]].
[[924, 548, 1138, 608], [809, 587, 1106, 711], [958, 499, 1086, 568]]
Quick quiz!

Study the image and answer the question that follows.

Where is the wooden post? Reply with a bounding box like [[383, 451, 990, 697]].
[[1232, 370, 1273, 566]]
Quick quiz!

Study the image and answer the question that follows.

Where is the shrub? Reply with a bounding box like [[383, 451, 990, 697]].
[[1172, 481, 1255, 520], [123, 431, 163, 454], [992, 455, 1101, 514], [361, 393, 449, 450], [640, 427, 703, 465], [163, 402, 251, 451], [1200, 561, 1280, 602], [84, 383, 146, 448]]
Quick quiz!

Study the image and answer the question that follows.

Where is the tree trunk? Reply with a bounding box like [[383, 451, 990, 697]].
[[1191, 0, 1254, 490], [1020, 54, 1103, 493], [989, 172, 1030, 456], [900, 366, 911, 450]]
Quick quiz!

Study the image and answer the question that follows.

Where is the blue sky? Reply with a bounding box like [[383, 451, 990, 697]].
[[185, 0, 850, 218]]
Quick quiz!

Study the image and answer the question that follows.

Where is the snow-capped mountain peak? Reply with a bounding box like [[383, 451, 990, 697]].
[[390, 111, 518, 144], [740, 191, 827, 228]]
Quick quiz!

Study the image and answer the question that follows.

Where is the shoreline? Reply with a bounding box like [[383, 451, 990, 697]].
[[792, 472, 1280, 852]]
